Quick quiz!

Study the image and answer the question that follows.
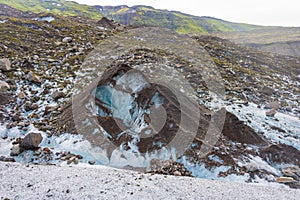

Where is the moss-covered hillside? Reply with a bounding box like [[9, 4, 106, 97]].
[[0, 0, 103, 19], [96, 5, 264, 34], [1, 0, 267, 34]]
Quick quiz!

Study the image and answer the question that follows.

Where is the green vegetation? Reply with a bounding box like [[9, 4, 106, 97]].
[[107, 6, 263, 34], [0, 0, 286, 35], [0, 0, 103, 19]]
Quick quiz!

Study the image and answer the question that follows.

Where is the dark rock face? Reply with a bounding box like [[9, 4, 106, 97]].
[[19, 132, 43, 150], [261, 144, 300, 166], [222, 112, 266, 145]]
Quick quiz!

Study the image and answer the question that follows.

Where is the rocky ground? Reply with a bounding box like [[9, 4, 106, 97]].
[[0, 5, 299, 194]]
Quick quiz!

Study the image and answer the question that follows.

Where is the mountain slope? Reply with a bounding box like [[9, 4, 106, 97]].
[[1, 0, 266, 34], [0, 0, 103, 19], [215, 28, 300, 57], [95, 5, 264, 34]]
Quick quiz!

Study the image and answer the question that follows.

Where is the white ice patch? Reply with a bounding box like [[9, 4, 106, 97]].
[[0, 124, 42, 159], [151, 92, 164, 108], [115, 71, 149, 93], [179, 156, 232, 180], [34, 16, 55, 22], [245, 155, 280, 175], [226, 102, 300, 151]]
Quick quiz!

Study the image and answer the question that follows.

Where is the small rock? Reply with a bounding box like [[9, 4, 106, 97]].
[[10, 144, 21, 156], [52, 91, 65, 100], [173, 171, 182, 176], [0, 81, 10, 92], [261, 86, 275, 95], [33, 55, 40, 60], [55, 41, 62, 46], [0, 58, 11, 71], [24, 101, 38, 111], [285, 107, 292, 112], [265, 101, 280, 110], [276, 177, 294, 183], [22, 59, 34, 69], [62, 37, 72, 43], [67, 156, 77, 165], [245, 163, 259, 172], [0, 156, 15, 162], [43, 147, 51, 154], [27, 71, 41, 84], [266, 109, 276, 117], [18, 91, 26, 99], [283, 166, 300, 179], [88, 160, 95, 165], [19, 132, 43, 150], [44, 105, 57, 115], [73, 158, 79, 165], [47, 58, 56, 63]]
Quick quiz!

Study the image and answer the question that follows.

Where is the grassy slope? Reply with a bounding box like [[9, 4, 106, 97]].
[[0, 0, 266, 34], [104, 6, 264, 34], [0, 0, 103, 19], [1, 0, 298, 39]]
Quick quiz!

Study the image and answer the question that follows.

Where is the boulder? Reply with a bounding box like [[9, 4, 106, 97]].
[[18, 91, 26, 99], [22, 59, 34, 69], [52, 91, 65, 100], [19, 132, 43, 150], [44, 104, 57, 115], [62, 37, 72, 43], [27, 71, 41, 84], [97, 17, 125, 30], [10, 144, 21, 156], [261, 86, 275, 95], [0, 58, 11, 71], [0, 93, 11, 105], [24, 101, 38, 111], [266, 109, 276, 117], [0, 81, 10, 92], [265, 101, 280, 110], [276, 177, 294, 183], [282, 166, 300, 179]]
